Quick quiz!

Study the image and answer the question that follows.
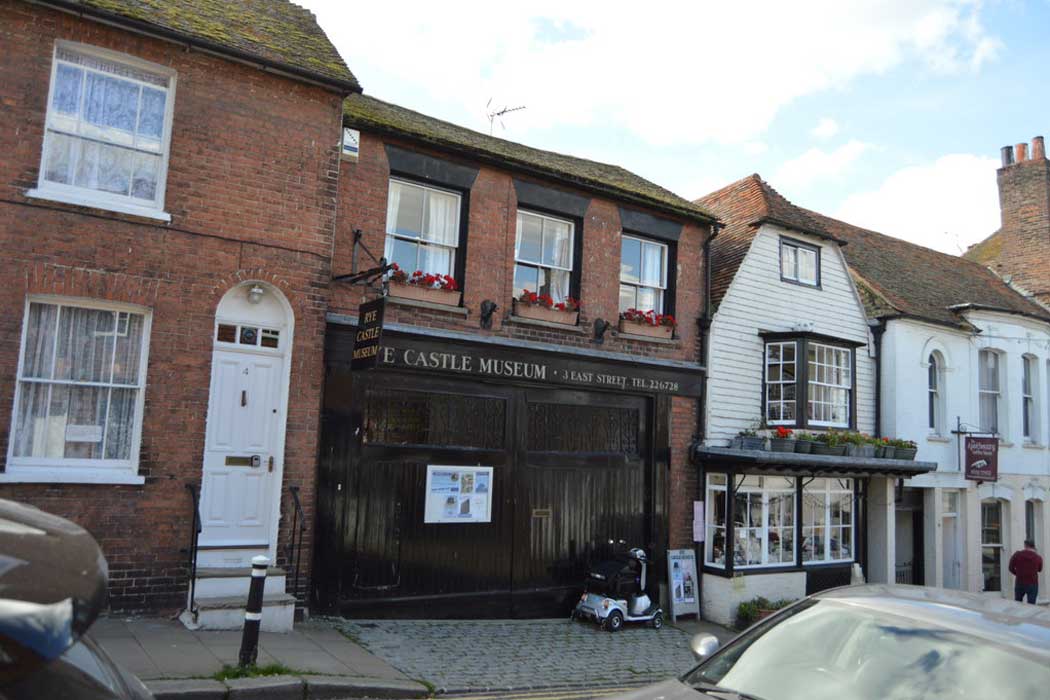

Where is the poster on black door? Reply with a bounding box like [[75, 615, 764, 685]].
[[424, 465, 493, 523]]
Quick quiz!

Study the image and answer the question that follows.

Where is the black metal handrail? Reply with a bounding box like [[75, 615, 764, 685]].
[[287, 486, 307, 606], [184, 483, 203, 623]]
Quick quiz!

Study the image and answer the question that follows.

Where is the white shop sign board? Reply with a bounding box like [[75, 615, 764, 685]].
[[668, 548, 700, 621], [424, 465, 493, 524]]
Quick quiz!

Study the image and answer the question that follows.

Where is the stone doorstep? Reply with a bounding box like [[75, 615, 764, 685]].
[[145, 675, 430, 700]]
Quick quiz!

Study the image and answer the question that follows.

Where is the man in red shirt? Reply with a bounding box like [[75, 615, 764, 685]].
[[1008, 539, 1043, 604]]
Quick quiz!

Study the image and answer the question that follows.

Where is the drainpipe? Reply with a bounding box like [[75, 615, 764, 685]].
[[694, 221, 719, 621], [696, 223, 719, 443], [870, 319, 886, 438]]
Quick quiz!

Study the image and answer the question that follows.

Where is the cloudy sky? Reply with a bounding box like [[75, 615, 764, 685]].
[[300, 0, 1050, 255]]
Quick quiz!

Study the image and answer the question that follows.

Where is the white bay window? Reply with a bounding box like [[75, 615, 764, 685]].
[[6, 299, 150, 483], [802, 478, 854, 563], [705, 474, 796, 569], [807, 343, 851, 427], [31, 42, 175, 220]]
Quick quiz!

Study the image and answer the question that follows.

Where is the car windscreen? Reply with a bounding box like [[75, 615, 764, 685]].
[[683, 599, 1050, 700]]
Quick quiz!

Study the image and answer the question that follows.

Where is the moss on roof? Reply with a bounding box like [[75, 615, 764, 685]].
[[66, 0, 357, 89], [343, 94, 716, 225], [963, 230, 1003, 267]]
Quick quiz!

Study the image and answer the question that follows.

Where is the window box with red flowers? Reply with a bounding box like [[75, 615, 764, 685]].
[[513, 290, 580, 325], [387, 265, 461, 306], [768, 426, 796, 453], [618, 308, 676, 339]]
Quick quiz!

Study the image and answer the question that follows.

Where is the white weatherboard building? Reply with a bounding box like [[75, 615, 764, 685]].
[[694, 176, 934, 626]]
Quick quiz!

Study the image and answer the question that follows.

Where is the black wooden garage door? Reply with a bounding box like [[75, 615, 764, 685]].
[[314, 372, 652, 618]]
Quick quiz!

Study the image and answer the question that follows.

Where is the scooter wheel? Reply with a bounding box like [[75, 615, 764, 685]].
[[605, 610, 624, 632], [651, 612, 663, 629]]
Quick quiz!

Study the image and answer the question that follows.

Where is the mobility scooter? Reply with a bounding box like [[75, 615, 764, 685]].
[[571, 547, 663, 631]]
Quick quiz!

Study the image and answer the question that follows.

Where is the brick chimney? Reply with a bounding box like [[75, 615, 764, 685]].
[[995, 135, 1050, 302]]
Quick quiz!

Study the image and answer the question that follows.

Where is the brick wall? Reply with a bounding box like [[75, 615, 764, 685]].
[[0, 1, 343, 612], [996, 143, 1050, 303], [331, 131, 711, 556]]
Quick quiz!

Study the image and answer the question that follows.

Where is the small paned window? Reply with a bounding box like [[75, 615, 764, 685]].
[[513, 210, 574, 303], [35, 43, 175, 215], [215, 323, 280, 350], [807, 343, 851, 427], [384, 179, 461, 278], [780, 238, 820, 286], [619, 235, 668, 313], [765, 342, 797, 425], [8, 299, 150, 476], [802, 478, 854, 564]]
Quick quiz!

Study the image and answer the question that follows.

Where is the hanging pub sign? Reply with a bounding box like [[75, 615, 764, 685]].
[[350, 298, 385, 370], [965, 436, 998, 482]]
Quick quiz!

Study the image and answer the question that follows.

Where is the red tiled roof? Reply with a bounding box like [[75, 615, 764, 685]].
[[696, 174, 838, 309], [697, 174, 1050, 327]]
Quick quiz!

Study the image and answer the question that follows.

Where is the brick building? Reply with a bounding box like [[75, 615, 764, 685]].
[[314, 95, 717, 617], [0, 0, 355, 626], [966, 138, 1050, 306]]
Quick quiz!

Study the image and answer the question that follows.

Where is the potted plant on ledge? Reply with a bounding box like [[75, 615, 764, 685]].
[[812, 430, 847, 456], [891, 438, 918, 460], [844, 432, 876, 458], [387, 264, 461, 306], [513, 290, 580, 325], [794, 431, 819, 454], [619, 308, 676, 339], [735, 426, 765, 451], [769, 426, 796, 453]]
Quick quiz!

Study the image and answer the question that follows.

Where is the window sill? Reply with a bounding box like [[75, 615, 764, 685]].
[[387, 295, 469, 316], [614, 330, 679, 345], [927, 434, 951, 443], [998, 440, 1014, 448], [1023, 441, 1045, 450], [505, 314, 587, 333], [25, 188, 171, 223], [0, 468, 145, 485]]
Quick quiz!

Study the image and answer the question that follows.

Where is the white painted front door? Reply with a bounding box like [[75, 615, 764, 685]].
[[198, 348, 283, 562]]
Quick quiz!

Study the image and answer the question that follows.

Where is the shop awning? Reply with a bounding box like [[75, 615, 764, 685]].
[[692, 446, 936, 478]]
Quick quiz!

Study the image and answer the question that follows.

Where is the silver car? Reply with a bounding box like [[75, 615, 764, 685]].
[[614, 584, 1050, 700]]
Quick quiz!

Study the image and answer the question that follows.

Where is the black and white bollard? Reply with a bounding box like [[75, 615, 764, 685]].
[[238, 555, 269, 668]]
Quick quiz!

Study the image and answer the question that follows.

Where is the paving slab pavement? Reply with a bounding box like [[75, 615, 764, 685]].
[[93, 616, 411, 682]]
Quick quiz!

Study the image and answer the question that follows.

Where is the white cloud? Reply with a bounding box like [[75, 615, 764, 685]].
[[811, 118, 840, 140], [775, 140, 873, 191], [833, 154, 1001, 254], [300, 0, 999, 147]]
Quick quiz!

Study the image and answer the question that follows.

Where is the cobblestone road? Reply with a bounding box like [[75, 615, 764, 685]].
[[330, 618, 700, 693]]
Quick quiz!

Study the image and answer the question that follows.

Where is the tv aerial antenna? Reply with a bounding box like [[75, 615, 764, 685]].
[[487, 98, 526, 135]]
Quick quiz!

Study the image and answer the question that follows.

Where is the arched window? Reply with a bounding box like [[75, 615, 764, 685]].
[[928, 353, 940, 433]]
